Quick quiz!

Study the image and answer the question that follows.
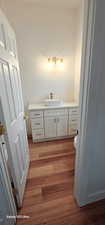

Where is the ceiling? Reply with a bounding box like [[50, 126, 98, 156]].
[[15, 0, 82, 10]]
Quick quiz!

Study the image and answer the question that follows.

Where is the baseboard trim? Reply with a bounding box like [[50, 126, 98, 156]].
[[32, 136, 75, 143], [88, 190, 105, 204]]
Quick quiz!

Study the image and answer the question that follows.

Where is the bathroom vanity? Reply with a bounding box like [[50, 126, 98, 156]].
[[29, 103, 79, 142]]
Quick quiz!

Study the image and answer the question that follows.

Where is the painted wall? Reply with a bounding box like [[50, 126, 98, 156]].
[[0, 1, 80, 110], [74, 6, 83, 103]]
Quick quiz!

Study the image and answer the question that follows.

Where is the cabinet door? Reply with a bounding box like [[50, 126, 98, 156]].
[[45, 117, 57, 138], [57, 116, 68, 137]]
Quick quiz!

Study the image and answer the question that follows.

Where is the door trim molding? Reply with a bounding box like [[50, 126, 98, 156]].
[[74, 0, 97, 206]]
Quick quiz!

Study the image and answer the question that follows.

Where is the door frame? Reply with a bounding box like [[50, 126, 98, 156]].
[[0, 87, 29, 208], [74, 0, 96, 206], [0, 9, 30, 208], [0, 135, 17, 224]]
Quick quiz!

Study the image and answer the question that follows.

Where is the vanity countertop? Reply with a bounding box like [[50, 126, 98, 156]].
[[28, 102, 78, 111]]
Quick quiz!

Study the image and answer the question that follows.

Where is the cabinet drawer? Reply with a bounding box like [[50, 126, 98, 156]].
[[69, 127, 77, 136], [44, 109, 68, 117], [69, 117, 78, 123], [31, 118, 44, 129], [32, 129, 44, 140], [69, 108, 78, 116], [69, 122, 78, 129], [30, 110, 43, 118]]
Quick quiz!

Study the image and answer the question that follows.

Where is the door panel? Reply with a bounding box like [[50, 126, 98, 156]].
[[57, 116, 68, 137], [45, 117, 57, 138], [2, 63, 16, 121], [12, 67, 22, 114], [10, 66, 21, 116], [14, 136, 23, 179], [0, 23, 6, 49]]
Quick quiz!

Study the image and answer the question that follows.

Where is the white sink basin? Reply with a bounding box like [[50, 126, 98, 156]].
[[44, 99, 63, 107]]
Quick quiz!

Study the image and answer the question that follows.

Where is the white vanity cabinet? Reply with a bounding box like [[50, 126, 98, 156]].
[[57, 115, 68, 137], [29, 104, 79, 142], [45, 116, 57, 138]]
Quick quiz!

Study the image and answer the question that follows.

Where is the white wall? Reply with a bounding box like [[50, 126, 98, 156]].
[[74, 6, 83, 103], [0, 1, 80, 110]]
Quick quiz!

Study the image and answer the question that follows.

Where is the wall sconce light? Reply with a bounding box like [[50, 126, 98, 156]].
[[48, 57, 64, 65], [48, 57, 64, 71]]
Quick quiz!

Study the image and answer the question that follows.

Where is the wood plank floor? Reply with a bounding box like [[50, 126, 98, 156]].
[[16, 139, 105, 225]]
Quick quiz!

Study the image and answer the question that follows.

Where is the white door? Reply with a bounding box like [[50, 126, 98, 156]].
[[0, 136, 16, 225], [45, 117, 57, 138], [0, 61, 29, 207], [57, 116, 68, 137]]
